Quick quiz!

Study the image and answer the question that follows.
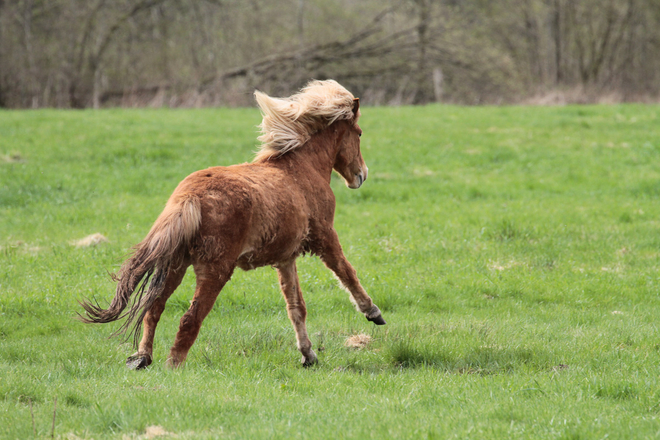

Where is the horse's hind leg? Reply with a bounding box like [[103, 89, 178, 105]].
[[277, 261, 317, 367], [166, 262, 234, 368], [127, 265, 188, 370]]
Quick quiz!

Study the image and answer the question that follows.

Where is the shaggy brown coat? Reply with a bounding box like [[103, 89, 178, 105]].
[[80, 80, 384, 368]]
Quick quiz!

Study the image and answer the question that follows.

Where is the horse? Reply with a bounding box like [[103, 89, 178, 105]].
[[79, 80, 386, 369]]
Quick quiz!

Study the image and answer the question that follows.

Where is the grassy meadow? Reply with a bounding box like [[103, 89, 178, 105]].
[[1, 103, 660, 439]]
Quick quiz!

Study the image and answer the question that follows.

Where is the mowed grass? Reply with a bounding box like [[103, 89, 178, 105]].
[[1, 104, 660, 439]]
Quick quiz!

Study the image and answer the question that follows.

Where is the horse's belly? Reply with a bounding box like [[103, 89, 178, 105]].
[[236, 247, 304, 270], [236, 229, 310, 271]]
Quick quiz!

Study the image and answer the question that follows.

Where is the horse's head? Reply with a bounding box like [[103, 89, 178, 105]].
[[334, 98, 368, 189]]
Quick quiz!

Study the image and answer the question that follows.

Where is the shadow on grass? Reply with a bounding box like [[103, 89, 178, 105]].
[[486, 218, 534, 242], [591, 382, 638, 401], [386, 338, 551, 374]]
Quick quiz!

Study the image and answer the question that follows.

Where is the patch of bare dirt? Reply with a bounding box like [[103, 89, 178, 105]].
[[1, 153, 25, 163]]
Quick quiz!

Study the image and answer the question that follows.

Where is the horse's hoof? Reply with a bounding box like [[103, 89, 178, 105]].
[[126, 354, 152, 370], [365, 305, 386, 325], [367, 314, 386, 325], [301, 351, 318, 367]]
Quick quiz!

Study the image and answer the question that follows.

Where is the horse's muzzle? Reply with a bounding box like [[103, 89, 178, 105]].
[[349, 167, 368, 189]]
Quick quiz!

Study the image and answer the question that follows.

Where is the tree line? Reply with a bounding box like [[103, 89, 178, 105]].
[[0, 0, 658, 108]]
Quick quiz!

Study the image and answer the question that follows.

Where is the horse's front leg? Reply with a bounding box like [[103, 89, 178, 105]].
[[126, 265, 188, 370], [277, 260, 317, 366], [319, 230, 386, 325]]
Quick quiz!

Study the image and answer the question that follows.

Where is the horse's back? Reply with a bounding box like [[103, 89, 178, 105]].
[[173, 163, 311, 268]]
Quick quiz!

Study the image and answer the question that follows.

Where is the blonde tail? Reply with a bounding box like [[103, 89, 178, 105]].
[[79, 196, 201, 346]]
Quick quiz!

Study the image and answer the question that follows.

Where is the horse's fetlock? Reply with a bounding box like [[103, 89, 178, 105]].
[[298, 339, 312, 353], [166, 350, 188, 369], [365, 304, 381, 319]]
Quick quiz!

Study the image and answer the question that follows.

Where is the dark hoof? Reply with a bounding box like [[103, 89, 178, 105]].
[[367, 314, 387, 325], [126, 354, 152, 370], [301, 351, 318, 368]]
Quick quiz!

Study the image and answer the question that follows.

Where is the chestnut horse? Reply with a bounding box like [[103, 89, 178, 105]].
[[80, 80, 385, 369]]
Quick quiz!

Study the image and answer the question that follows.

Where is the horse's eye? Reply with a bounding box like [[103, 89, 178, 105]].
[[358, 132, 362, 137]]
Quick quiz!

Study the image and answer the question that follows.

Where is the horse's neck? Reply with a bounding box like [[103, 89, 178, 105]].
[[278, 128, 339, 184]]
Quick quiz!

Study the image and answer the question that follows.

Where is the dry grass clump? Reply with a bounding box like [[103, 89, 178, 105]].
[[344, 334, 372, 349], [72, 233, 109, 247], [120, 425, 174, 439]]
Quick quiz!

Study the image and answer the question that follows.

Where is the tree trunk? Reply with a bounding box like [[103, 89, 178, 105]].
[[552, 0, 563, 84], [21, 0, 38, 107], [413, 0, 430, 104]]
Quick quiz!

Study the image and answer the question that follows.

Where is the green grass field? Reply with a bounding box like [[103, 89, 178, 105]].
[[1, 104, 660, 439]]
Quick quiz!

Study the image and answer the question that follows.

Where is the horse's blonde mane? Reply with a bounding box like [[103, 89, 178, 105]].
[[254, 80, 358, 161]]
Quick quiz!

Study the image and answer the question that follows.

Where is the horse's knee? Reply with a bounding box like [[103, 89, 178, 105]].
[[287, 304, 307, 324]]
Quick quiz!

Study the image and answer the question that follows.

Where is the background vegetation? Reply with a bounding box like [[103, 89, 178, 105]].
[[1, 104, 660, 438], [1, 0, 659, 108]]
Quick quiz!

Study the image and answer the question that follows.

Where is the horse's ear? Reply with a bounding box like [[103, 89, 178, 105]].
[[352, 98, 360, 118]]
